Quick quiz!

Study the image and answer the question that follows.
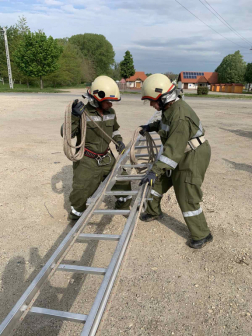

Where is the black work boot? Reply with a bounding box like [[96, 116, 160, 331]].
[[189, 233, 213, 249], [69, 211, 81, 221], [140, 212, 164, 222]]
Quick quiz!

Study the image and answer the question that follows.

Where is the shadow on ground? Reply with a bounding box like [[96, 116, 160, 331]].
[[220, 128, 252, 140], [157, 213, 190, 240], [223, 158, 252, 173], [51, 165, 72, 214]]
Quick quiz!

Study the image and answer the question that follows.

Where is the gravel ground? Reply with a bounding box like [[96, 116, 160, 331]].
[[0, 91, 251, 336]]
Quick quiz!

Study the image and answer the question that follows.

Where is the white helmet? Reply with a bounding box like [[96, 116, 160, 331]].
[[89, 76, 121, 103], [141, 74, 176, 103]]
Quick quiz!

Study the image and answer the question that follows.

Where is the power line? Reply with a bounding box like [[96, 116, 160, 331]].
[[175, 0, 248, 49], [200, 0, 252, 47]]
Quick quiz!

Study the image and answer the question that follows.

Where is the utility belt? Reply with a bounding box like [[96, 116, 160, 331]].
[[84, 147, 111, 166], [185, 136, 206, 153]]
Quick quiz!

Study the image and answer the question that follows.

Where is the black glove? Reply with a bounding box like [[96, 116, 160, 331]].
[[139, 124, 150, 136], [116, 141, 126, 154], [72, 99, 85, 117], [139, 171, 157, 187]]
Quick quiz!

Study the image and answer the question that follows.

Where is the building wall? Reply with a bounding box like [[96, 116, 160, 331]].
[[182, 83, 209, 89]]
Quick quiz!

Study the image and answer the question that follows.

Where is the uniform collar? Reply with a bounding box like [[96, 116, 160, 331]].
[[86, 102, 113, 115]]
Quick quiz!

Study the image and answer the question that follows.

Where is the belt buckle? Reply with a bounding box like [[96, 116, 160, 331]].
[[96, 152, 111, 166]]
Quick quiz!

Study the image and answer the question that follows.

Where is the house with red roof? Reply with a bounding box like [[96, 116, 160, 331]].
[[125, 71, 147, 89], [178, 71, 218, 89]]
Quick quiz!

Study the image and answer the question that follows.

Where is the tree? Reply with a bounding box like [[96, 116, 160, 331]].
[[69, 33, 115, 76], [44, 42, 96, 87], [244, 63, 252, 91], [110, 62, 121, 81], [146, 73, 152, 77], [14, 31, 63, 89], [0, 17, 30, 84], [164, 72, 178, 82], [120, 50, 135, 80], [215, 50, 246, 83]]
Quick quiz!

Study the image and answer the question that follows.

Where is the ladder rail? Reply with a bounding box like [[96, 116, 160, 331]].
[[81, 186, 148, 336]]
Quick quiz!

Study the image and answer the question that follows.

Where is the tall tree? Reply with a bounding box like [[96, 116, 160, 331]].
[[44, 42, 96, 86], [244, 63, 252, 91], [69, 33, 115, 76], [120, 51, 135, 80], [14, 31, 63, 89], [215, 50, 246, 83]]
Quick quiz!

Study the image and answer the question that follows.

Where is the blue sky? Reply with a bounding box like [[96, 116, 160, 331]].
[[0, 0, 252, 74]]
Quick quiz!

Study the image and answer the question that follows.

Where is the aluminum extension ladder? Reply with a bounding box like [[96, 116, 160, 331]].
[[0, 112, 162, 336]]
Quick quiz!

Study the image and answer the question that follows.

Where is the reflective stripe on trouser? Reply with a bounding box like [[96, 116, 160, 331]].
[[69, 153, 132, 213], [146, 141, 211, 240]]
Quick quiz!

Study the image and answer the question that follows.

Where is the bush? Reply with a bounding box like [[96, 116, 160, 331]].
[[197, 86, 209, 95]]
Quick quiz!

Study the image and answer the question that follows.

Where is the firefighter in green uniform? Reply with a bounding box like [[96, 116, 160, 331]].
[[65, 76, 132, 220], [139, 74, 213, 249]]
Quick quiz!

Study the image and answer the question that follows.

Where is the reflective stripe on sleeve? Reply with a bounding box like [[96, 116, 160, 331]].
[[159, 155, 178, 169], [71, 206, 83, 217], [112, 130, 121, 137], [160, 121, 170, 132], [193, 121, 203, 138], [183, 207, 202, 217], [103, 114, 115, 121], [87, 116, 102, 122], [118, 195, 132, 202], [151, 189, 163, 198]]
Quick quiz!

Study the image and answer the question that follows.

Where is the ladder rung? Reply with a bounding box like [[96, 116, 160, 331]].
[[93, 209, 130, 215], [135, 154, 151, 157], [139, 138, 160, 142], [135, 145, 161, 149], [105, 190, 138, 196], [77, 233, 120, 241], [58, 264, 106, 275], [116, 175, 143, 181], [121, 164, 150, 168], [29, 307, 87, 323]]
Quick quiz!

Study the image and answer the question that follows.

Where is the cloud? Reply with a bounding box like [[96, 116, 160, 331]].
[[61, 4, 77, 12], [43, 0, 63, 5], [0, 0, 251, 73]]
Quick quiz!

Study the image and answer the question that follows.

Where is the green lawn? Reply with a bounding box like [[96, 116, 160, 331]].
[[185, 93, 252, 99], [0, 83, 69, 93], [121, 91, 141, 94]]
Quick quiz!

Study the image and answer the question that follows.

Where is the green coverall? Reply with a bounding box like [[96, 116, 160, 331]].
[[69, 102, 131, 217], [146, 99, 211, 240]]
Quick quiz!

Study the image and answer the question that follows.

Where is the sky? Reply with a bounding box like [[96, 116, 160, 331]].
[[0, 0, 252, 74]]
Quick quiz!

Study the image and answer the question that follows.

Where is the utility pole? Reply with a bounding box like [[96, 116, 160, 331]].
[[1, 27, 13, 89]]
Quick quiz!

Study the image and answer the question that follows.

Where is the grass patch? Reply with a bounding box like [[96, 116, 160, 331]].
[[185, 93, 252, 99], [120, 91, 141, 94], [0, 83, 69, 93]]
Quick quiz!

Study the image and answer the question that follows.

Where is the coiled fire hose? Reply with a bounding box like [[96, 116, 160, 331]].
[[129, 127, 159, 174], [63, 100, 119, 162]]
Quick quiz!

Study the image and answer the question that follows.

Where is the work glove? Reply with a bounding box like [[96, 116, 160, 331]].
[[72, 99, 85, 117], [116, 141, 126, 154], [139, 124, 150, 136], [139, 171, 157, 187]]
